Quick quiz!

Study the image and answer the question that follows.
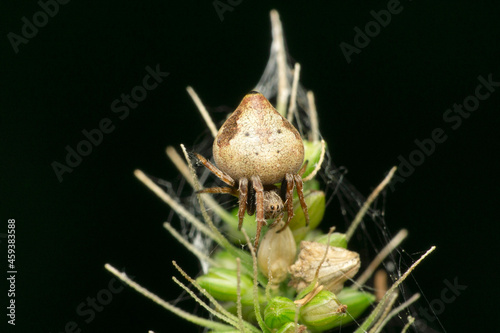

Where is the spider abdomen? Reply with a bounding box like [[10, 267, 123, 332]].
[[213, 91, 304, 185]]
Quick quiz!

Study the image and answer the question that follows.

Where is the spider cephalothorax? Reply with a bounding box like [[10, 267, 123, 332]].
[[195, 91, 309, 247]]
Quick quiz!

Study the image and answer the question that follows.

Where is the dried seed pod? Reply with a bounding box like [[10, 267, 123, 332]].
[[299, 289, 347, 331], [257, 225, 296, 284], [264, 296, 296, 329], [289, 241, 360, 294]]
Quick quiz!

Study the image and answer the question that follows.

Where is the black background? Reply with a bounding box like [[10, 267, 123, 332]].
[[2, 1, 499, 332]]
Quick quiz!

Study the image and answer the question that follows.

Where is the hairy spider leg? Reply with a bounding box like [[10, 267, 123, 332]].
[[195, 153, 240, 196], [197, 187, 239, 196], [298, 160, 308, 176], [194, 153, 235, 187], [276, 161, 310, 233], [238, 178, 249, 231], [281, 173, 296, 231], [294, 161, 310, 228], [251, 175, 266, 248], [292, 173, 309, 227]]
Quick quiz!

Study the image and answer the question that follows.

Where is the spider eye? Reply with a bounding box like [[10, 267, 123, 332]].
[[270, 205, 275, 210]]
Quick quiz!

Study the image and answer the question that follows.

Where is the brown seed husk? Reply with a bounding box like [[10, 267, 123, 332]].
[[289, 241, 360, 294]]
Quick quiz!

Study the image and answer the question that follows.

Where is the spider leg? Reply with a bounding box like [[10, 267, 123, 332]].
[[251, 175, 266, 248], [238, 178, 248, 231], [298, 160, 309, 177], [293, 174, 309, 227], [198, 187, 239, 197], [278, 173, 295, 233], [194, 153, 235, 187]]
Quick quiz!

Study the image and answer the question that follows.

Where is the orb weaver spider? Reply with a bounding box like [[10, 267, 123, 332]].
[[195, 91, 310, 248]]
